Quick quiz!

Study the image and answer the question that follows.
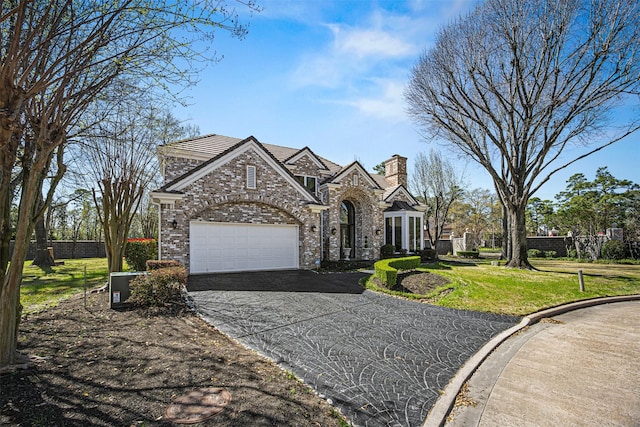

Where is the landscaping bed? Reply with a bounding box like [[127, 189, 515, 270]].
[[1, 290, 344, 426], [371, 270, 451, 295]]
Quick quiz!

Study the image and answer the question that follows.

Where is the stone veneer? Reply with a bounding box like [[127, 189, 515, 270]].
[[156, 138, 419, 270], [159, 147, 321, 270], [320, 169, 386, 261], [285, 153, 329, 178], [384, 154, 407, 188]]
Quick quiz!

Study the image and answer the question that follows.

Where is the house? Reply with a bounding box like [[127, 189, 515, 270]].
[[150, 134, 425, 274]]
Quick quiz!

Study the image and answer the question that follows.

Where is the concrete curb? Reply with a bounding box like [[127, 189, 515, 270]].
[[422, 294, 640, 427]]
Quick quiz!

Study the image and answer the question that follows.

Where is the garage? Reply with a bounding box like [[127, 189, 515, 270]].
[[189, 221, 299, 274]]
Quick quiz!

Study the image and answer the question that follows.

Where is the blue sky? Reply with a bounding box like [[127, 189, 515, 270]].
[[173, 0, 640, 201]]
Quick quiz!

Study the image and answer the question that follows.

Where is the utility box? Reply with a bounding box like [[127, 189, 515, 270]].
[[109, 272, 145, 309]]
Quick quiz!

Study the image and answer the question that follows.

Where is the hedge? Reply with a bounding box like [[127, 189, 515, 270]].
[[420, 248, 436, 262], [380, 244, 395, 259], [601, 240, 626, 260], [457, 250, 480, 259], [128, 266, 188, 307], [374, 256, 421, 288], [125, 238, 158, 271]]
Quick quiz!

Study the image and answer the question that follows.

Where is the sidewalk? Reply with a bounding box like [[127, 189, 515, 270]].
[[439, 300, 640, 426]]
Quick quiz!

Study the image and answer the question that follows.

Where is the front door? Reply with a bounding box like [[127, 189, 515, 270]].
[[340, 200, 355, 259]]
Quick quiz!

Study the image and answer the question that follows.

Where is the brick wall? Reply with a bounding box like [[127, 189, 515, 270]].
[[527, 236, 573, 256], [10, 240, 106, 260]]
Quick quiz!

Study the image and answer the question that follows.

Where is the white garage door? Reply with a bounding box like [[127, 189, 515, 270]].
[[189, 221, 299, 274]]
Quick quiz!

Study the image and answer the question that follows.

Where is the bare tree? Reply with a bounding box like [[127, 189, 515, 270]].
[[0, 0, 257, 368], [81, 93, 189, 274], [450, 188, 501, 245], [410, 150, 464, 258], [405, 0, 640, 268]]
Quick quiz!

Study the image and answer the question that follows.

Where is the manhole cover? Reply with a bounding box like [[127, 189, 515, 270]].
[[165, 387, 232, 424]]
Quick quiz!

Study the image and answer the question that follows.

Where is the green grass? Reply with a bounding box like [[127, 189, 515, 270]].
[[365, 259, 640, 316], [20, 258, 112, 313]]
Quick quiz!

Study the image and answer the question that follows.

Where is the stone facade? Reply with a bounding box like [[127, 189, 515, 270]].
[[384, 155, 407, 187], [152, 135, 422, 273], [157, 145, 321, 270], [320, 169, 385, 261], [162, 156, 203, 182]]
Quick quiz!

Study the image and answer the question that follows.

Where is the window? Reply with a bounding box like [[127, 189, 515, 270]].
[[394, 217, 402, 250], [385, 217, 393, 246], [246, 165, 256, 189], [306, 177, 316, 193], [295, 175, 317, 194], [384, 212, 423, 252], [353, 174, 359, 186], [409, 217, 415, 252], [340, 201, 355, 254], [414, 216, 422, 251]]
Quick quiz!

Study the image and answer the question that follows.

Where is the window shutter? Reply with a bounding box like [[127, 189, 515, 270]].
[[246, 165, 256, 189]]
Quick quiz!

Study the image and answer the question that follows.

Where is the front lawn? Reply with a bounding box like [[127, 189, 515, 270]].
[[365, 259, 640, 316], [20, 258, 112, 313]]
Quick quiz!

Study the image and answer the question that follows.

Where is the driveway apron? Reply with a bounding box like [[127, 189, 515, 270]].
[[187, 271, 518, 427]]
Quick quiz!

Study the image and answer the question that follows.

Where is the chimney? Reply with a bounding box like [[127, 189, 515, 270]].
[[384, 154, 407, 187]]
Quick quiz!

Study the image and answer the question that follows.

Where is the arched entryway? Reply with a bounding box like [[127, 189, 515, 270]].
[[340, 200, 355, 259]]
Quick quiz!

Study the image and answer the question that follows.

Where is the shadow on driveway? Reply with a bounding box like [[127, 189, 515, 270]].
[[187, 269, 368, 294]]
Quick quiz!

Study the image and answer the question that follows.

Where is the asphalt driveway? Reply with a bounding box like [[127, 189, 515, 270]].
[[187, 270, 518, 427]]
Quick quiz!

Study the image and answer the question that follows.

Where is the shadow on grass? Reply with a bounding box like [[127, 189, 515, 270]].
[[435, 259, 480, 268], [534, 267, 638, 283]]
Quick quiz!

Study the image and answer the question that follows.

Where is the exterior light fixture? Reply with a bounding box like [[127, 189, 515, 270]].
[[311, 225, 317, 232], [331, 227, 337, 235], [375, 229, 381, 236], [171, 219, 178, 229]]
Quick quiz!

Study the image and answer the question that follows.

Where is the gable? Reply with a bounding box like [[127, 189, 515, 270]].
[[384, 185, 419, 205], [324, 161, 382, 189], [285, 147, 330, 171], [160, 136, 321, 203]]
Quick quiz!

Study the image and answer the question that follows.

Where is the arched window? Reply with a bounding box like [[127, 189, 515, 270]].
[[340, 200, 354, 225], [340, 200, 355, 257]]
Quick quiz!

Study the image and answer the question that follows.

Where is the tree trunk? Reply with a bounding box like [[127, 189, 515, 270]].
[[505, 205, 533, 269], [31, 216, 54, 267], [432, 239, 440, 261], [107, 242, 124, 273], [0, 171, 41, 366], [0, 282, 21, 366], [501, 203, 509, 260]]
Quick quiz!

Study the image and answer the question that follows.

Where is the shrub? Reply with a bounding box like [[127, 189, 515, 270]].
[[544, 250, 558, 258], [528, 248, 545, 258], [128, 266, 187, 307], [567, 248, 578, 258], [458, 250, 480, 259], [380, 244, 395, 259], [125, 238, 158, 271], [146, 259, 182, 270], [601, 240, 626, 260], [420, 248, 436, 262], [374, 256, 421, 288]]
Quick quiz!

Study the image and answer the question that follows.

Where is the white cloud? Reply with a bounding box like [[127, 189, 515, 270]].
[[291, 7, 427, 89], [331, 79, 409, 122], [329, 24, 416, 59], [350, 79, 408, 122], [290, 3, 477, 120]]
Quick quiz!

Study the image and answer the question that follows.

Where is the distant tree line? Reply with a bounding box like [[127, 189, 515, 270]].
[[526, 167, 639, 257]]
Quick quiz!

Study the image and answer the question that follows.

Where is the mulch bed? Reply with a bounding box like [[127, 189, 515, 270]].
[[0, 290, 343, 426], [372, 271, 451, 295]]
